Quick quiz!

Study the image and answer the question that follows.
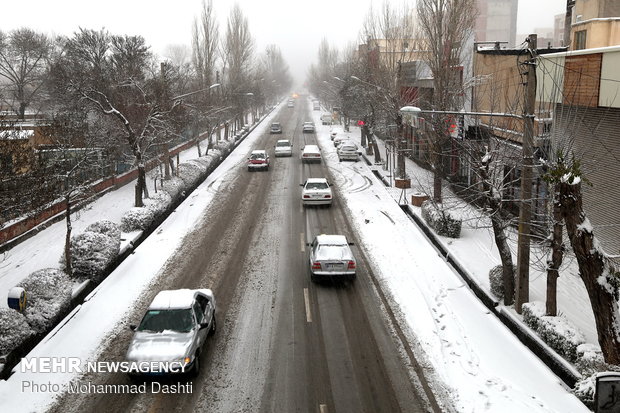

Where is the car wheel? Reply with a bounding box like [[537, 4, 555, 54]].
[[209, 315, 216, 336], [190, 351, 200, 377], [311, 273, 318, 283]]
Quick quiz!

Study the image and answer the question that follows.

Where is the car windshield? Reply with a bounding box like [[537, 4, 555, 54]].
[[271, 123, 280, 127], [250, 153, 265, 160], [276, 141, 290, 147], [137, 309, 194, 333], [306, 182, 328, 190]]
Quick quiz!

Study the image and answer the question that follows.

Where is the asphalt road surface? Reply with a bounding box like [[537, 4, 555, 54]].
[[50, 100, 439, 413]]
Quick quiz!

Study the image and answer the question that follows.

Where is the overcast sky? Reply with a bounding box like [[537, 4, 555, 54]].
[[2, 0, 566, 87]]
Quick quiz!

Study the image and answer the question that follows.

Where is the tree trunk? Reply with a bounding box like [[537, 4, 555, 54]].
[[135, 163, 146, 207], [559, 181, 620, 364], [481, 163, 514, 304], [546, 195, 564, 316], [64, 196, 73, 276]]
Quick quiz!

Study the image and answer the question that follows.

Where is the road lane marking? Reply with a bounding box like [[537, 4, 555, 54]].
[[304, 288, 312, 323], [301, 232, 305, 252], [320, 404, 328, 413]]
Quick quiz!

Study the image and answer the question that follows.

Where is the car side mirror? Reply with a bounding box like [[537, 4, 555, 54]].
[[199, 322, 209, 330], [129, 324, 137, 331], [348, 242, 355, 246]]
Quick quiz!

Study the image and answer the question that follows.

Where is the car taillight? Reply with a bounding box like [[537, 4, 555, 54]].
[[312, 262, 321, 270], [324, 194, 331, 198], [303, 195, 311, 198], [347, 261, 356, 270]]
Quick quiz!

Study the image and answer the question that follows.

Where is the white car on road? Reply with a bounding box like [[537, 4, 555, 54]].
[[301, 178, 332, 207], [274, 139, 293, 157], [301, 145, 322, 163]]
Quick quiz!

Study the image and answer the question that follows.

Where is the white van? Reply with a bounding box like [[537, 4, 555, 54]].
[[320, 113, 333, 125], [313, 101, 320, 110]]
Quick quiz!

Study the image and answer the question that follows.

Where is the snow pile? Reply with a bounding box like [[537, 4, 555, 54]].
[[69, 220, 121, 282], [0, 308, 35, 356], [488, 264, 515, 299], [420, 200, 462, 238], [16, 269, 72, 334], [522, 301, 586, 362]]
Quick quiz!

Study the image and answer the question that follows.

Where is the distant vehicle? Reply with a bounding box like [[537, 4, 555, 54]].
[[302, 122, 315, 133], [321, 113, 333, 125], [287, 100, 295, 108], [270, 122, 282, 134], [274, 139, 293, 157], [300, 177, 332, 207], [248, 149, 270, 171], [333, 135, 351, 147], [313, 101, 320, 111], [308, 235, 356, 282], [337, 142, 359, 162], [301, 144, 321, 163], [126, 289, 217, 377]]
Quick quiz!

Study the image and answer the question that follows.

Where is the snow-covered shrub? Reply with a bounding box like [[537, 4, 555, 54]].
[[178, 160, 207, 187], [214, 140, 233, 155], [573, 373, 595, 409], [70, 220, 121, 281], [85, 220, 121, 240], [522, 301, 586, 362], [489, 265, 516, 299], [0, 308, 35, 356], [159, 176, 185, 200], [16, 269, 72, 334], [421, 200, 462, 238], [121, 206, 156, 232], [120, 192, 171, 232]]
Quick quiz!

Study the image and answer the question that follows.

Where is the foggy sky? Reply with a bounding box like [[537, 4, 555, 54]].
[[2, 0, 566, 88]]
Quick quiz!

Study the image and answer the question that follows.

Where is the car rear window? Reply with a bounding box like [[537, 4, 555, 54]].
[[276, 141, 290, 147], [306, 182, 328, 190], [250, 153, 265, 160]]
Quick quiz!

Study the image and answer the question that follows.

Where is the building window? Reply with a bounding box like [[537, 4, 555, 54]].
[[574, 30, 587, 50]]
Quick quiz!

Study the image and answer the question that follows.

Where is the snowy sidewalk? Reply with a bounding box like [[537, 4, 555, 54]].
[[364, 134, 597, 346]]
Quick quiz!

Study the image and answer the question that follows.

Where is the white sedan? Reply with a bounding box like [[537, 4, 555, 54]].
[[301, 144, 322, 163], [274, 139, 293, 157], [301, 178, 332, 207]]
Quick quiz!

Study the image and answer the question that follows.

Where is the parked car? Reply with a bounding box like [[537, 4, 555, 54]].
[[248, 149, 270, 171], [287, 100, 295, 108], [301, 177, 332, 207], [333, 135, 351, 147], [337, 142, 359, 162], [301, 144, 322, 163], [321, 113, 333, 125], [126, 288, 217, 377], [308, 235, 356, 282], [274, 139, 293, 157], [270, 122, 282, 134], [302, 122, 315, 133]]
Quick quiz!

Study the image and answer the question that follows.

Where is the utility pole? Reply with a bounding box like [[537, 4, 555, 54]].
[[515, 34, 537, 313]]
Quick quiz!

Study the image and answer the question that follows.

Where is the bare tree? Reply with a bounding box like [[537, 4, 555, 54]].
[[416, 0, 477, 202], [224, 4, 255, 130], [52, 28, 179, 207], [39, 112, 109, 275], [0, 28, 51, 119], [545, 154, 620, 364], [192, 0, 219, 92]]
